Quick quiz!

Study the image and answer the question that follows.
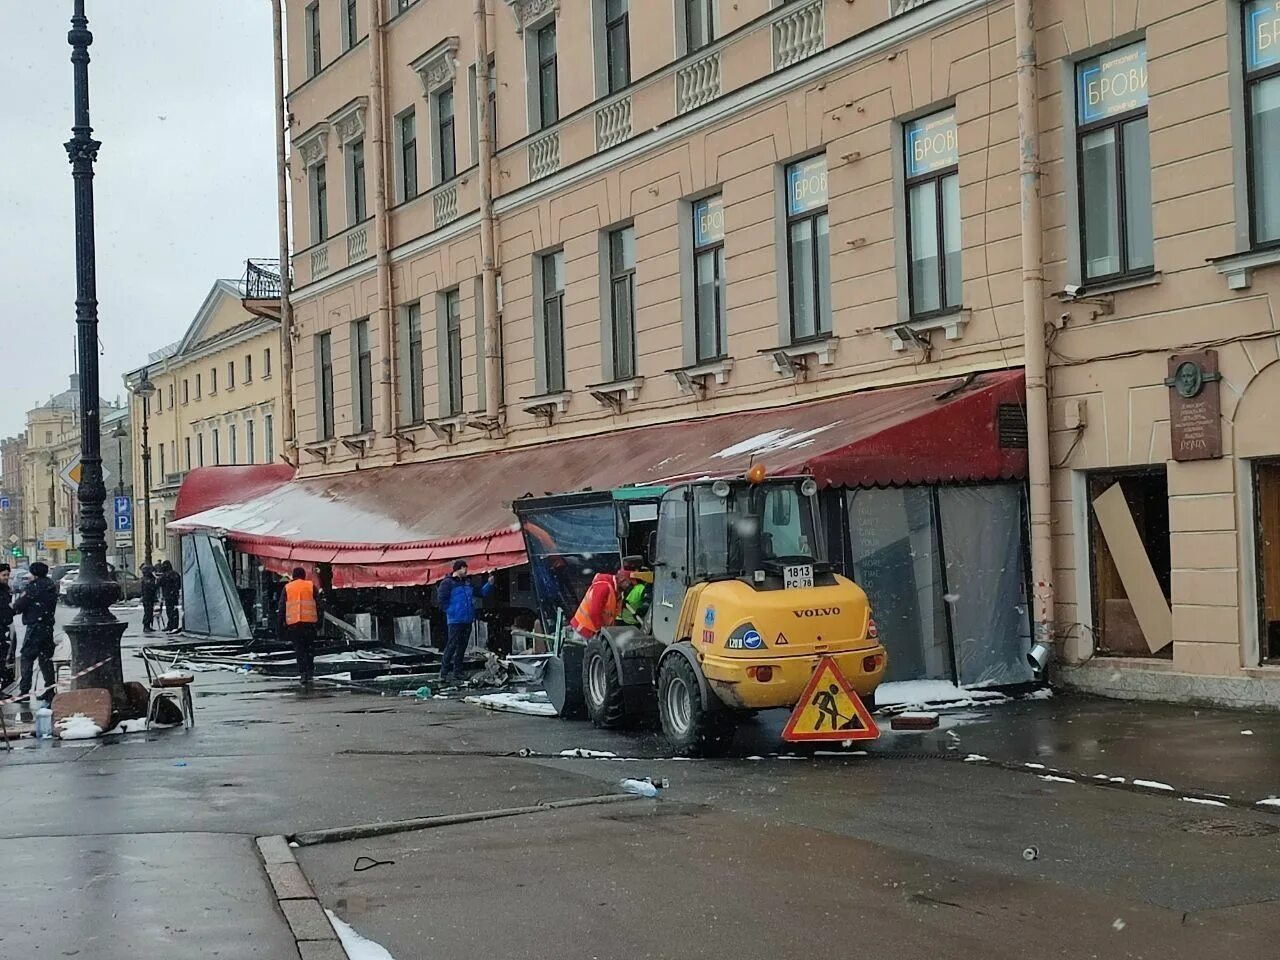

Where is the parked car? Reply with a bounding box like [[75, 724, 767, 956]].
[[10, 567, 31, 595], [60, 565, 144, 605], [56, 566, 81, 600]]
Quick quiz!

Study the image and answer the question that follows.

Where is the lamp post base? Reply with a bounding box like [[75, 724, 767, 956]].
[[64, 613, 129, 712]]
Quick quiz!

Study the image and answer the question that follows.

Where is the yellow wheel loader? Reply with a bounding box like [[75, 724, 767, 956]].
[[515, 469, 886, 754]]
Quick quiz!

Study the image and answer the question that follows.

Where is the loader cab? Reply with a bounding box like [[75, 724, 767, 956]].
[[650, 473, 830, 644]]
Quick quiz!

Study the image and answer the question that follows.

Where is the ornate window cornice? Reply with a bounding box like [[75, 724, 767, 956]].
[[504, 0, 558, 32], [410, 37, 461, 95], [329, 98, 368, 147], [294, 124, 329, 167]]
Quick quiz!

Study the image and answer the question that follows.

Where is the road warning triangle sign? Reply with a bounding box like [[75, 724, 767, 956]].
[[782, 656, 880, 742]]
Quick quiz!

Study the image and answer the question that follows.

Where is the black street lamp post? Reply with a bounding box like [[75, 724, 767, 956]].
[[46, 452, 57, 530], [109, 418, 129, 571], [132, 370, 155, 570], [63, 0, 128, 709]]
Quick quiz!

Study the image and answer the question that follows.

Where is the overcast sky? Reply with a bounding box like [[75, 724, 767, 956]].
[[0, 1, 279, 439]]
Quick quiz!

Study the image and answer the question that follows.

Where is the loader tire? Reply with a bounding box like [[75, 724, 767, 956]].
[[583, 636, 627, 729], [657, 655, 735, 757]]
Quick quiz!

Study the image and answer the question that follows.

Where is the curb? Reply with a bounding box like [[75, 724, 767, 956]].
[[291, 791, 643, 846], [256, 836, 349, 960]]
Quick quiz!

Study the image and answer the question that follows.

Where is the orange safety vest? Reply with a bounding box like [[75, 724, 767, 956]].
[[284, 579, 319, 626], [569, 574, 620, 640]]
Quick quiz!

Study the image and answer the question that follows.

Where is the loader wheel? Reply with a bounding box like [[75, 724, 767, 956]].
[[583, 636, 626, 729], [657, 655, 734, 757]]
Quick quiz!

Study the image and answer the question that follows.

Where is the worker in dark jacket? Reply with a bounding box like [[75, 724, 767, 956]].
[[14, 561, 58, 703], [0, 563, 14, 687], [140, 564, 158, 634], [158, 560, 181, 633], [278, 568, 324, 691], [435, 561, 494, 683]]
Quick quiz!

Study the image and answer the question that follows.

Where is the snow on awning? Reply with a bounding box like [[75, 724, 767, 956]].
[[173, 464, 296, 520], [170, 370, 1025, 588]]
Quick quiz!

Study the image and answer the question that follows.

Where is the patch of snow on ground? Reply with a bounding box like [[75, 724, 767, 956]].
[[875, 680, 1008, 708], [559, 748, 618, 759], [463, 691, 557, 717], [1180, 797, 1227, 807], [1133, 779, 1175, 791], [1256, 798, 1280, 808], [55, 714, 102, 740], [326, 910, 397, 960], [1241, 730, 1255, 736], [1022, 688, 1054, 700], [964, 754, 989, 762], [1039, 775, 1076, 784], [106, 718, 149, 735], [1024, 763, 1047, 770]]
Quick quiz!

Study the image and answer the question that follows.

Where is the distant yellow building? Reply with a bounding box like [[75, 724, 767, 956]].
[[124, 276, 283, 565]]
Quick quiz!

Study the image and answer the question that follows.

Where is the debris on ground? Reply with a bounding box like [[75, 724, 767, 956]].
[[1022, 846, 1039, 861], [1133, 779, 1175, 791], [890, 712, 940, 731], [463, 691, 557, 717], [560, 748, 618, 758], [619, 777, 666, 797], [875, 680, 1011, 711], [326, 909, 398, 960]]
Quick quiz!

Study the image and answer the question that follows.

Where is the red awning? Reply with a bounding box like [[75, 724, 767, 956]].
[[173, 464, 295, 520], [171, 370, 1025, 588]]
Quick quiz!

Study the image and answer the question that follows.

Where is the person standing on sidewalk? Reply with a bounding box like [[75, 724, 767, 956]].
[[158, 560, 181, 633], [13, 561, 58, 703], [139, 564, 158, 634], [278, 568, 323, 691], [435, 561, 494, 683], [0, 564, 15, 688]]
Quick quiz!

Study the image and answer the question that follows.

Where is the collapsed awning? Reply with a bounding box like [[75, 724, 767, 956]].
[[174, 464, 295, 520], [170, 369, 1025, 588]]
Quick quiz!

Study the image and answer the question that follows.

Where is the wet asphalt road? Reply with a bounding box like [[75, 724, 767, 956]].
[[3, 607, 1280, 958]]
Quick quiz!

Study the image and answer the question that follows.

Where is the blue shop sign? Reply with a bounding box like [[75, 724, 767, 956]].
[[905, 108, 959, 178], [786, 156, 828, 216], [1247, 0, 1280, 72], [694, 195, 724, 248], [1077, 41, 1148, 125]]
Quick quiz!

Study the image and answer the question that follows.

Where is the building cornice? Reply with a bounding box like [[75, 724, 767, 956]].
[[410, 37, 461, 95]]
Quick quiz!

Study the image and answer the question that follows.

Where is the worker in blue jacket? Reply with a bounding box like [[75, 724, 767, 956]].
[[435, 560, 495, 683]]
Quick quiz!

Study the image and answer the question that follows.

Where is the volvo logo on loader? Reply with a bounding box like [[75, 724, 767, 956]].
[[794, 607, 840, 619]]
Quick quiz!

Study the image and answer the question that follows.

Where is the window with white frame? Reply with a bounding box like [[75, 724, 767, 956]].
[[305, 1, 321, 76], [403, 301, 424, 424], [693, 194, 726, 361], [784, 155, 831, 341], [317, 332, 335, 440], [264, 413, 275, 462], [441, 289, 463, 416], [606, 225, 637, 380], [436, 85, 457, 182], [197, 432, 205, 467], [353, 318, 374, 433], [604, 0, 631, 95], [245, 353, 253, 382], [343, 0, 359, 51], [310, 160, 328, 243], [904, 107, 962, 318], [212, 427, 220, 466], [184, 436, 192, 470], [397, 109, 418, 202], [246, 418, 256, 464], [1244, 1, 1280, 247], [264, 347, 272, 378], [536, 21, 559, 129], [347, 137, 367, 224], [228, 423, 238, 465], [682, 0, 715, 54], [1075, 41, 1153, 282]]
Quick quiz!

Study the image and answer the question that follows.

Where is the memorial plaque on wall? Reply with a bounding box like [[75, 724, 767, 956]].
[[1166, 350, 1222, 462]]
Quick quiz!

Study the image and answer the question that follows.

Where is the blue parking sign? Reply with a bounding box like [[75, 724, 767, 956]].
[[114, 513, 133, 533], [113, 496, 132, 516]]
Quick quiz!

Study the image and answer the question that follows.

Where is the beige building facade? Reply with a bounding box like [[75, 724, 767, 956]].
[[278, 0, 1280, 707], [125, 280, 283, 566]]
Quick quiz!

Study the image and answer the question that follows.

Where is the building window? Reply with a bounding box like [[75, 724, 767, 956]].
[[784, 155, 831, 342], [395, 0, 414, 11], [397, 110, 418, 202], [1075, 41, 1153, 283], [348, 138, 367, 224], [539, 250, 566, 394], [469, 56, 498, 164], [195, 373, 202, 399], [159, 443, 166, 480], [264, 347, 272, 378], [245, 353, 253, 382], [354, 318, 374, 434], [684, 0, 715, 53], [607, 225, 637, 380], [228, 423, 237, 465], [246, 419, 255, 464], [197, 433, 205, 467], [264, 414, 275, 462], [904, 108, 962, 318], [1245, 2, 1280, 246], [318, 332, 335, 440], [228, 361, 236, 390], [693, 194, 726, 361], [211, 367, 218, 394], [310, 160, 329, 244], [436, 85, 457, 182], [305, 1, 321, 76], [605, 0, 631, 95], [184, 436, 191, 470], [405, 302, 425, 424], [182, 380, 189, 404], [212, 427, 220, 466], [537, 21, 559, 130], [442, 289, 463, 416], [343, 0, 359, 50]]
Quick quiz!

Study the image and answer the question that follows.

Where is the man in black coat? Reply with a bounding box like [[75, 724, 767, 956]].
[[158, 560, 181, 633], [0, 563, 14, 687], [140, 564, 158, 634], [14, 561, 58, 703]]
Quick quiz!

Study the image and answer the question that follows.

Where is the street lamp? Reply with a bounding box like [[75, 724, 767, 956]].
[[62, 0, 129, 711], [46, 451, 57, 530], [132, 368, 155, 571], [110, 418, 128, 570]]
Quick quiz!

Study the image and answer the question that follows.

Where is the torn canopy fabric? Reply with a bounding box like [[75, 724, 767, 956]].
[[169, 370, 1026, 589]]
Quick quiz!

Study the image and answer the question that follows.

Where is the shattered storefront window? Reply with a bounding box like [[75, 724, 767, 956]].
[[522, 503, 621, 629]]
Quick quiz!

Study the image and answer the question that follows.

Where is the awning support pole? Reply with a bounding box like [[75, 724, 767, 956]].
[[476, 0, 504, 425], [1016, 0, 1055, 656], [369, 0, 399, 444]]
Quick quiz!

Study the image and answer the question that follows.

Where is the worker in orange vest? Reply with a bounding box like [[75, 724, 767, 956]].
[[569, 563, 636, 642], [278, 567, 324, 691]]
